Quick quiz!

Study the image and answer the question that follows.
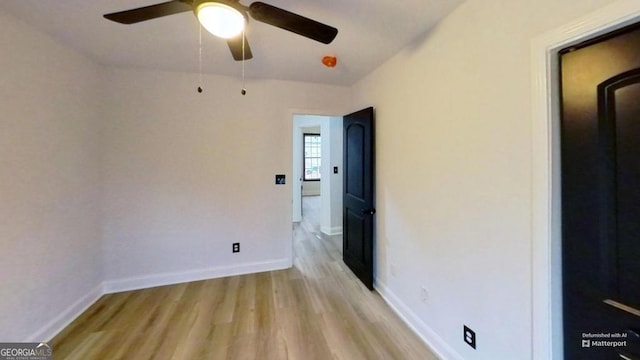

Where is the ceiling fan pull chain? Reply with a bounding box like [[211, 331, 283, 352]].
[[197, 24, 203, 93], [241, 30, 247, 96]]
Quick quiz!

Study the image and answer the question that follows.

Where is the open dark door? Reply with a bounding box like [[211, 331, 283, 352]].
[[343, 107, 375, 290], [560, 22, 640, 359]]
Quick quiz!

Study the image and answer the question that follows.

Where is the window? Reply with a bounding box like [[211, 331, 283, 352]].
[[303, 133, 321, 181]]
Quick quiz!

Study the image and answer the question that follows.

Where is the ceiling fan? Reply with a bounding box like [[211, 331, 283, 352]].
[[103, 0, 339, 61]]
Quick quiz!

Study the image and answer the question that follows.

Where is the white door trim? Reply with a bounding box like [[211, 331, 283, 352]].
[[531, 1, 640, 358]]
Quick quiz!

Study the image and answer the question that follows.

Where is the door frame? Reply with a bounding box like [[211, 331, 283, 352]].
[[531, 1, 640, 358]]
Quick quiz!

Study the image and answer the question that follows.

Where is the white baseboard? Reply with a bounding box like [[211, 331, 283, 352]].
[[374, 281, 464, 360], [27, 283, 103, 342], [320, 226, 343, 236], [103, 258, 291, 294], [27, 259, 291, 342]]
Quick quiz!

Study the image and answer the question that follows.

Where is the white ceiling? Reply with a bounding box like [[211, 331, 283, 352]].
[[0, 0, 463, 86]]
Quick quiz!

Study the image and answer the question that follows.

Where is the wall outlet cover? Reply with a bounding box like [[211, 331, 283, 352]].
[[464, 325, 476, 349]]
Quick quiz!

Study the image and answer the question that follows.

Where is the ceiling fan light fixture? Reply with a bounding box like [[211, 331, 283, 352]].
[[196, 2, 245, 39]]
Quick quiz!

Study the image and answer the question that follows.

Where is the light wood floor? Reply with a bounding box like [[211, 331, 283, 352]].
[[51, 196, 438, 359]]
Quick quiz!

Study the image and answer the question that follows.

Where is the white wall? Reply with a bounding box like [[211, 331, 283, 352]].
[[101, 69, 350, 288], [322, 116, 343, 236], [351, 0, 617, 359], [0, 13, 104, 341]]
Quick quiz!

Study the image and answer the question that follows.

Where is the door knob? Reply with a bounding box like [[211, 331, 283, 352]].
[[362, 208, 376, 215]]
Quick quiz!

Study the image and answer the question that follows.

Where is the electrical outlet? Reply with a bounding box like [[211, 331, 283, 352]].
[[421, 287, 428, 303], [232, 243, 240, 253], [464, 325, 476, 349]]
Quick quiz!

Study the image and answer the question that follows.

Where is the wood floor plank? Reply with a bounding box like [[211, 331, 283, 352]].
[[51, 196, 438, 359], [51, 292, 132, 357], [211, 276, 239, 325]]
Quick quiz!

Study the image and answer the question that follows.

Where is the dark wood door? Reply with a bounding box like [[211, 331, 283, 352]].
[[561, 23, 640, 360], [343, 107, 375, 290]]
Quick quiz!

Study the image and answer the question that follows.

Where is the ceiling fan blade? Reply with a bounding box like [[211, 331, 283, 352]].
[[103, 1, 192, 24], [248, 2, 338, 44], [227, 35, 253, 61]]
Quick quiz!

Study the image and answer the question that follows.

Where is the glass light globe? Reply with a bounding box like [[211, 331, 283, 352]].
[[196, 2, 245, 39]]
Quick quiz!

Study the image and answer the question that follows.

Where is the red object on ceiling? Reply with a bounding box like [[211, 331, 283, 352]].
[[322, 55, 337, 68]]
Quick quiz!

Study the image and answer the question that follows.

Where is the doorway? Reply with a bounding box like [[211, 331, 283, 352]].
[[292, 114, 344, 236], [531, 3, 640, 359], [560, 22, 640, 360], [291, 109, 375, 292]]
